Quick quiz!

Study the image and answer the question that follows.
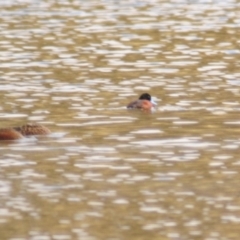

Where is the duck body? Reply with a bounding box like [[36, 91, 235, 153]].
[[0, 123, 50, 141], [0, 128, 24, 140], [127, 93, 156, 110]]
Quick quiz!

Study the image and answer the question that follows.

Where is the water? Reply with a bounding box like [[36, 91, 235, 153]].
[[1, 0, 240, 239]]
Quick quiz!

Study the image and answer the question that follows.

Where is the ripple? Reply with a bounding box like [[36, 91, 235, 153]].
[[0, 0, 240, 239]]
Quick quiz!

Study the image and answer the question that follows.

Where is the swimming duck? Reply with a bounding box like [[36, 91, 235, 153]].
[[0, 123, 50, 140], [127, 93, 156, 110]]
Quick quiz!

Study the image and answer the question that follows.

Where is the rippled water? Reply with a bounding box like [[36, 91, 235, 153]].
[[1, 0, 240, 239]]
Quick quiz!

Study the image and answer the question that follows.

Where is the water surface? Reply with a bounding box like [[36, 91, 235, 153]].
[[1, 0, 240, 239]]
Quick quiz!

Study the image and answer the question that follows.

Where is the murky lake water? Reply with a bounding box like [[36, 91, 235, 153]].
[[1, 0, 240, 239]]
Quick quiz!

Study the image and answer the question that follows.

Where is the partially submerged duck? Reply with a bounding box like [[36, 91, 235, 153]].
[[127, 93, 157, 110], [0, 123, 51, 140]]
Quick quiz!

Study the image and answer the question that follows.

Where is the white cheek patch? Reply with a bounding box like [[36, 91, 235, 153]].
[[151, 97, 157, 106]]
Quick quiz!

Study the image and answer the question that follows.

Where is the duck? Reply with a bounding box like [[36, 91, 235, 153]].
[[0, 123, 51, 140], [127, 93, 157, 110]]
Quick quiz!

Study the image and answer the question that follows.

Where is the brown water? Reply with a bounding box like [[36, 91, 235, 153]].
[[1, 0, 240, 239]]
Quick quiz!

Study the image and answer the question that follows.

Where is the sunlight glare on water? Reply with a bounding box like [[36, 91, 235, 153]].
[[0, 0, 240, 239]]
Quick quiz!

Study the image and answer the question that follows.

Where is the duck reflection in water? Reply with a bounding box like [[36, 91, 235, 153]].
[[0, 123, 51, 140], [127, 93, 157, 111]]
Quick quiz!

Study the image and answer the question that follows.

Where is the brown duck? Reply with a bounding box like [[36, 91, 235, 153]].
[[0, 123, 51, 140]]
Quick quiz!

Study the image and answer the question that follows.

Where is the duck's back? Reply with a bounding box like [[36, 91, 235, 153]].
[[14, 123, 51, 136], [127, 99, 153, 110]]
